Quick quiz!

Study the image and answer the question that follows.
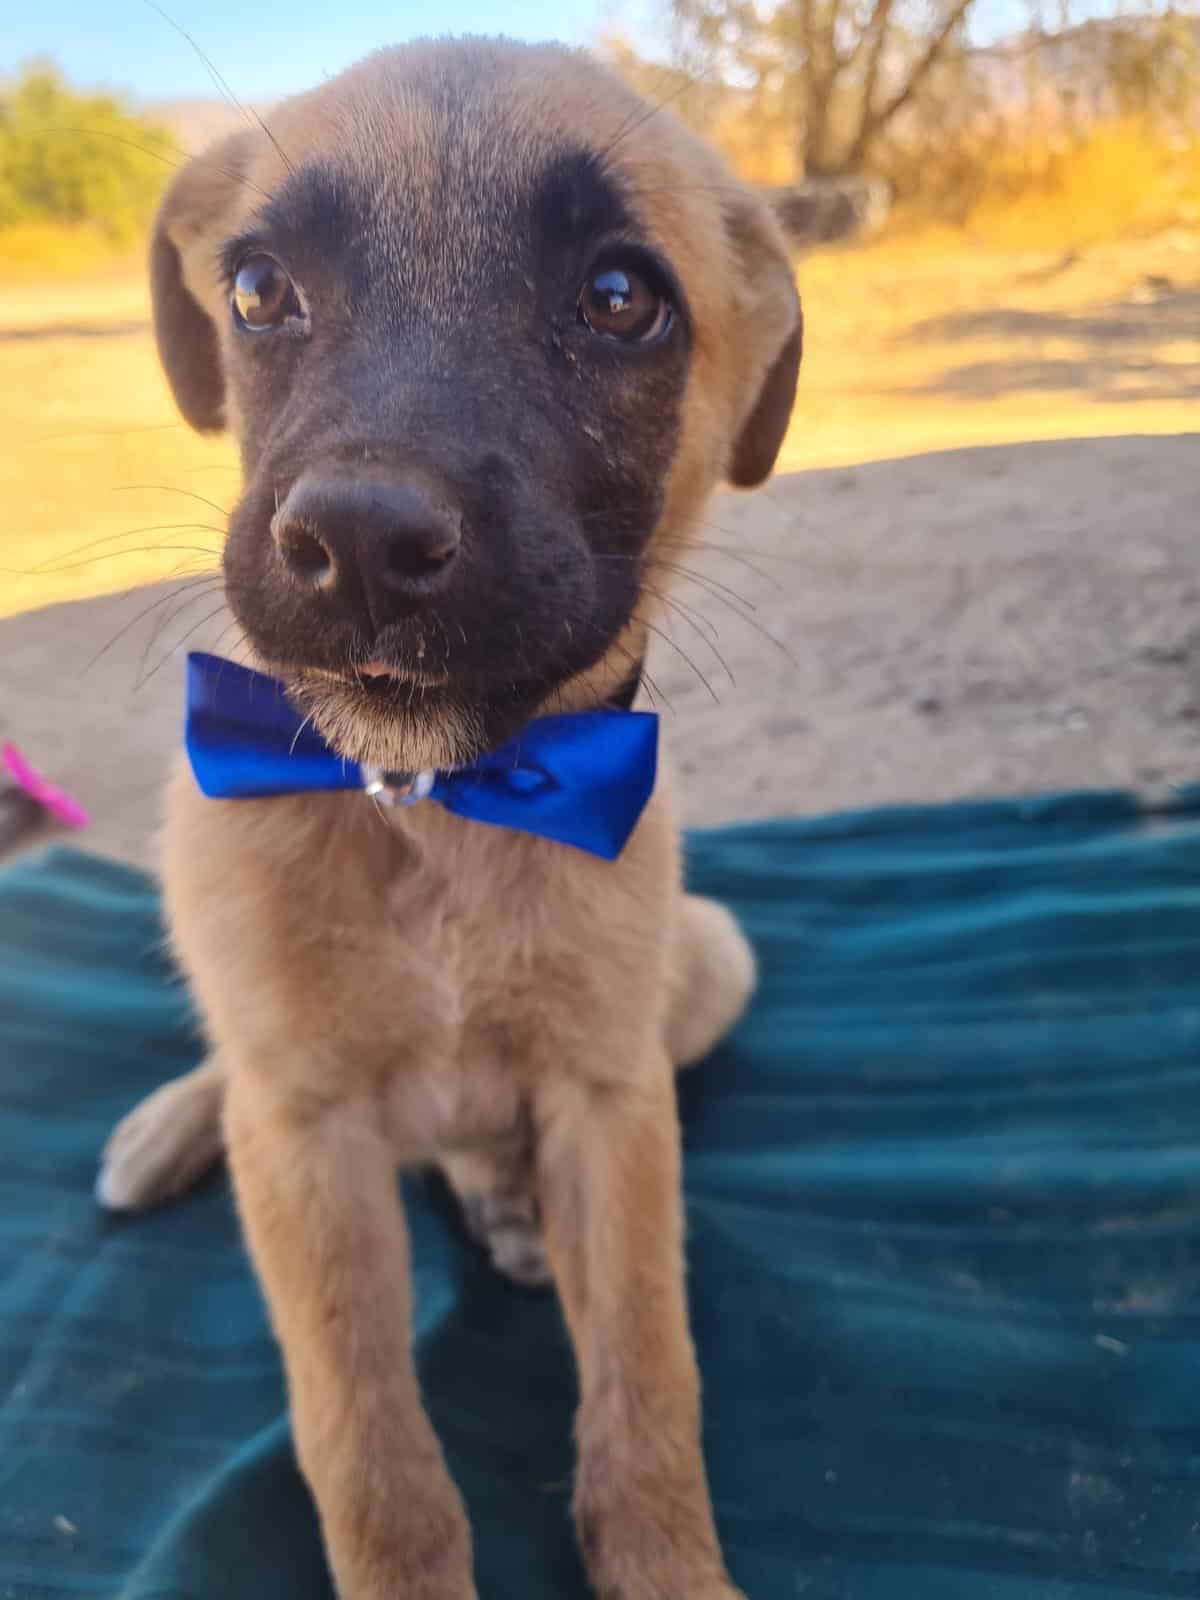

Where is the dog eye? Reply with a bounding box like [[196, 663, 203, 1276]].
[[232, 254, 300, 331], [578, 263, 671, 342]]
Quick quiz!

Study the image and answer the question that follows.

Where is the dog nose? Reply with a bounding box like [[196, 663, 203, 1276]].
[[273, 472, 462, 616]]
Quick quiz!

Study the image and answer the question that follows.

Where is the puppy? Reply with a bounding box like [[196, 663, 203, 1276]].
[[99, 38, 801, 1600]]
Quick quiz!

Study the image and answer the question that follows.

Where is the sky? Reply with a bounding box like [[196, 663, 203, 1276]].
[[4, 0, 1121, 105], [3, 0, 634, 103]]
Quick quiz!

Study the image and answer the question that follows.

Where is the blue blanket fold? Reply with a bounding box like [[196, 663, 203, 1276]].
[[3, 792, 1200, 1598]]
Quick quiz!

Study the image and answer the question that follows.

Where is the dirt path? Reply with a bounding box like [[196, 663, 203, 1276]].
[[4, 432, 1197, 870]]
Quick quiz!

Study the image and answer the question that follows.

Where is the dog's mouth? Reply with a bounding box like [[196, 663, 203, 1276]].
[[234, 571, 637, 771], [309, 659, 453, 698], [274, 652, 554, 774], [359, 658, 447, 687]]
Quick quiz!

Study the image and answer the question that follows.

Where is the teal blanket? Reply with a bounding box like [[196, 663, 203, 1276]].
[[4, 794, 1200, 1598]]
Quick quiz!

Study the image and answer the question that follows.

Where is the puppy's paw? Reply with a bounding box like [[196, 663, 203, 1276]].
[[578, 1492, 746, 1600], [459, 1187, 550, 1288], [584, 1552, 746, 1600], [370, 1575, 477, 1600], [97, 1062, 224, 1212], [324, 1480, 478, 1600], [333, 1550, 478, 1598], [440, 1147, 551, 1288], [589, 1562, 747, 1599], [609, 1584, 745, 1600]]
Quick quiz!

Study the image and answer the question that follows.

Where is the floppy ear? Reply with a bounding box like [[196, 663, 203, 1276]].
[[148, 132, 256, 434], [723, 192, 803, 489]]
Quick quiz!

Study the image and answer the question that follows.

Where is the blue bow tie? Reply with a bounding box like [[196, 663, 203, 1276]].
[[184, 653, 658, 860]]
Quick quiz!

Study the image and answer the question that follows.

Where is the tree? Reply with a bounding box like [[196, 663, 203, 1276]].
[[0, 63, 174, 239], [670, 0, 982, 177], [1102, 9, 1200, 120]]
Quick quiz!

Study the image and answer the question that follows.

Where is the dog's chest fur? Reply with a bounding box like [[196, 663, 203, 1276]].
[[162, 760, 677, 1166]]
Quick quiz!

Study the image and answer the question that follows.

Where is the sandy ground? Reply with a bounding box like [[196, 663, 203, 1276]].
[[2, 230, 1198, 870]]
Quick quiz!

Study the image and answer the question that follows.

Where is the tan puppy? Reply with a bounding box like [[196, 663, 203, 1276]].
[[99, 38, 801, 1600]]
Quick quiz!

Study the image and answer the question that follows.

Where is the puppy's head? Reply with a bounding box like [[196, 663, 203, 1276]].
[[152, 38, 801, 769]]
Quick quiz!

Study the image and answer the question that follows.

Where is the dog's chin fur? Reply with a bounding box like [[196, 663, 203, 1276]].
[[277, 611, 636, 771], [286, 670, 508, 773]]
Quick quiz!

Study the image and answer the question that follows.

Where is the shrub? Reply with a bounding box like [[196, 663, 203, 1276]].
[[0, 62, 173, 243]]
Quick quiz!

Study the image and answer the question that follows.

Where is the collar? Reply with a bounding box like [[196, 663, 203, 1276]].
[[183, 653, 658, 861]]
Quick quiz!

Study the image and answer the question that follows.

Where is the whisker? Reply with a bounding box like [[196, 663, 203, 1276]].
[[642, 580, 719, 642], [139, 601, 233, 689], [650, 559, 759, 612], [634, 613, 720, 704], [103, 555, 213, 615], [289, 708, 318, 754], [536, 609, 673, 715], [47, 126, 273, 202], [605, 631, 673, 712], [589, 549, 770, 623], [639, 666, 672, 710], [82, 575, 224, 674], [137, 580, 230, 682], [211, 618, 251, 662], [27, 522, 226, 572], [653, 564, 798, 667], [143, 0, 296, 175], [642, 583, 735, 688], [669, 533, 788, 589], [113, 484, 231, 519], [573, 508, 802, 571], [587, 544, 800, 670], [29, 422, 188, 446], [598, 60, 718, 162], [30, 544, 227, 577]]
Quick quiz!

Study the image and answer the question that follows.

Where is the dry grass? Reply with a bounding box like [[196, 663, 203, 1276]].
[[979, 123, 1200, 247], [0, 222, 137, 281], [1, 201, 1197, 621], [886, 118, 1200, 249], [785, 220, 1200, 474], [0, 265, 237, 620]]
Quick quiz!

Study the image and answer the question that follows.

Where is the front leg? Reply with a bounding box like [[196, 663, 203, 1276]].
[[536, 1055, 744, 1600], [224, 1069, 476, 1600]]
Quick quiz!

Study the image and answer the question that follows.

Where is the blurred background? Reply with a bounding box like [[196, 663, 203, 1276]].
[[1, 0, 1197, 863]]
